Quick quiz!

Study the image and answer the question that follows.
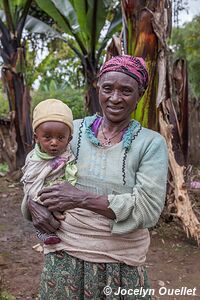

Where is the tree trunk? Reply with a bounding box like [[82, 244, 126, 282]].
[[84, 58, 102, 115], [121, 0, 200, 244], [159, 110, 200, 244], [1, 40, 32, 169], [0, 116, 17, 172], [85, 81, 101, 115], [2, 69, 32, 168]]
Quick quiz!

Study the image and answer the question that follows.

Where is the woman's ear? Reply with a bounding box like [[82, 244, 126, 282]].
[[96, 80, 100, 92]]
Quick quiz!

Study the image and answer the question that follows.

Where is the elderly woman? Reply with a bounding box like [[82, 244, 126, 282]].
[[28, 55, 168, 300]]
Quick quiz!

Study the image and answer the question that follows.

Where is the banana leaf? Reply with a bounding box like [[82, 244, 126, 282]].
[[121, 0, 159, 130]]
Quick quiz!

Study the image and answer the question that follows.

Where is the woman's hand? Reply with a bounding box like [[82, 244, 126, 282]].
[[28, 199, 61, 233], [38, 181, 84, 212], [38, 181, 116, 220]]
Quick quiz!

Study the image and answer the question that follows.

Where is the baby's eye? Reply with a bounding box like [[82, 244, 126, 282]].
[[44, 135, 50, 139], [58, 136, 64, 141]]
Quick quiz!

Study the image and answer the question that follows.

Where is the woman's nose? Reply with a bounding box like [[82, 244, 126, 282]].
[[110, 90, 121, 102]]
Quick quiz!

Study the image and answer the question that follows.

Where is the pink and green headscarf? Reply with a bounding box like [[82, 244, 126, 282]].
[[98, 55, 149, 95]]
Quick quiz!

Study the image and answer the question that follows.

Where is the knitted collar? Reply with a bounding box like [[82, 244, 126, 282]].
[[35, 143, 55, 160], [85, 114, 142, 150]]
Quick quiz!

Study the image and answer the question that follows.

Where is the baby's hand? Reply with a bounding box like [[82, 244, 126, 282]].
[[53, 211, 65, 220]]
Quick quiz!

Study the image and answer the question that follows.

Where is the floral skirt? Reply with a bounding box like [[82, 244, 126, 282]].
[[39, 251, 152, 300]]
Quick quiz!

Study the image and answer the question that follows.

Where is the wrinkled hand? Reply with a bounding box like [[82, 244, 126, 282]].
[[28, 199, 61, 233], [38, 181, 84, 212]]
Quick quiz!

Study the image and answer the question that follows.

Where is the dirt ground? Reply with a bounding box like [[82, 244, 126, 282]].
[[0, 175, 200, 300]]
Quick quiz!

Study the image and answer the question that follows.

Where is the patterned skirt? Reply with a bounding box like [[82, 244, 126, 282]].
[[39, 251, 152, 300]]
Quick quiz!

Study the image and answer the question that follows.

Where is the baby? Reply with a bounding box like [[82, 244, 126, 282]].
[[21, 99, 77, 245]]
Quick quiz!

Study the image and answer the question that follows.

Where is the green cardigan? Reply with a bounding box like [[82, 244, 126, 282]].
[[70, 115, 168, 235]]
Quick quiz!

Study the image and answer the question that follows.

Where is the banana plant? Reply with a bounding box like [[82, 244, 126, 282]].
[[35, 0, 122, 113], [0, 0, 33, 169], [121, 0, 200, 244], [121, 0, 160, 130], [0, 0, 62, 169]]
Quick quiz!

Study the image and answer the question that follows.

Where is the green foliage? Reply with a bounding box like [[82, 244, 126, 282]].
[[0, 163, 9, 174], [34, 0, 121, 113], [0, 83, 86, 120], [171, 16, 200, 97], [31, 87, 87, 120], [35, 0, 122, 72], [36, 0, 121, 54], [0, 275, 15, 300], [27, 39, 84, 89], [0, 291, 16, 300], [0, 84, 9, 117]]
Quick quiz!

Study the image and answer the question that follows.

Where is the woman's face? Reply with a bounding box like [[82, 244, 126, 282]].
[[98, 71, 140, 123]]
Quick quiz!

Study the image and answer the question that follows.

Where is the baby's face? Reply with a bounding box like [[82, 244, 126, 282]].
[[34, 121, 71, 156]]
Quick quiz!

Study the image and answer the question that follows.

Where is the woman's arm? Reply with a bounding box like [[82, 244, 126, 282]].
[[38, 183, 116, 220], [107, 136, 168, 234]]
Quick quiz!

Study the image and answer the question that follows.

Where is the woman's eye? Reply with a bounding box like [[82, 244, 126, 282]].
[[122, 89, 132, 95], [103, 86, 112, 92]]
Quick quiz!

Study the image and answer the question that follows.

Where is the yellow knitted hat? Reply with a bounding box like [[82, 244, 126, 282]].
[[32, 99, 73, 133]]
